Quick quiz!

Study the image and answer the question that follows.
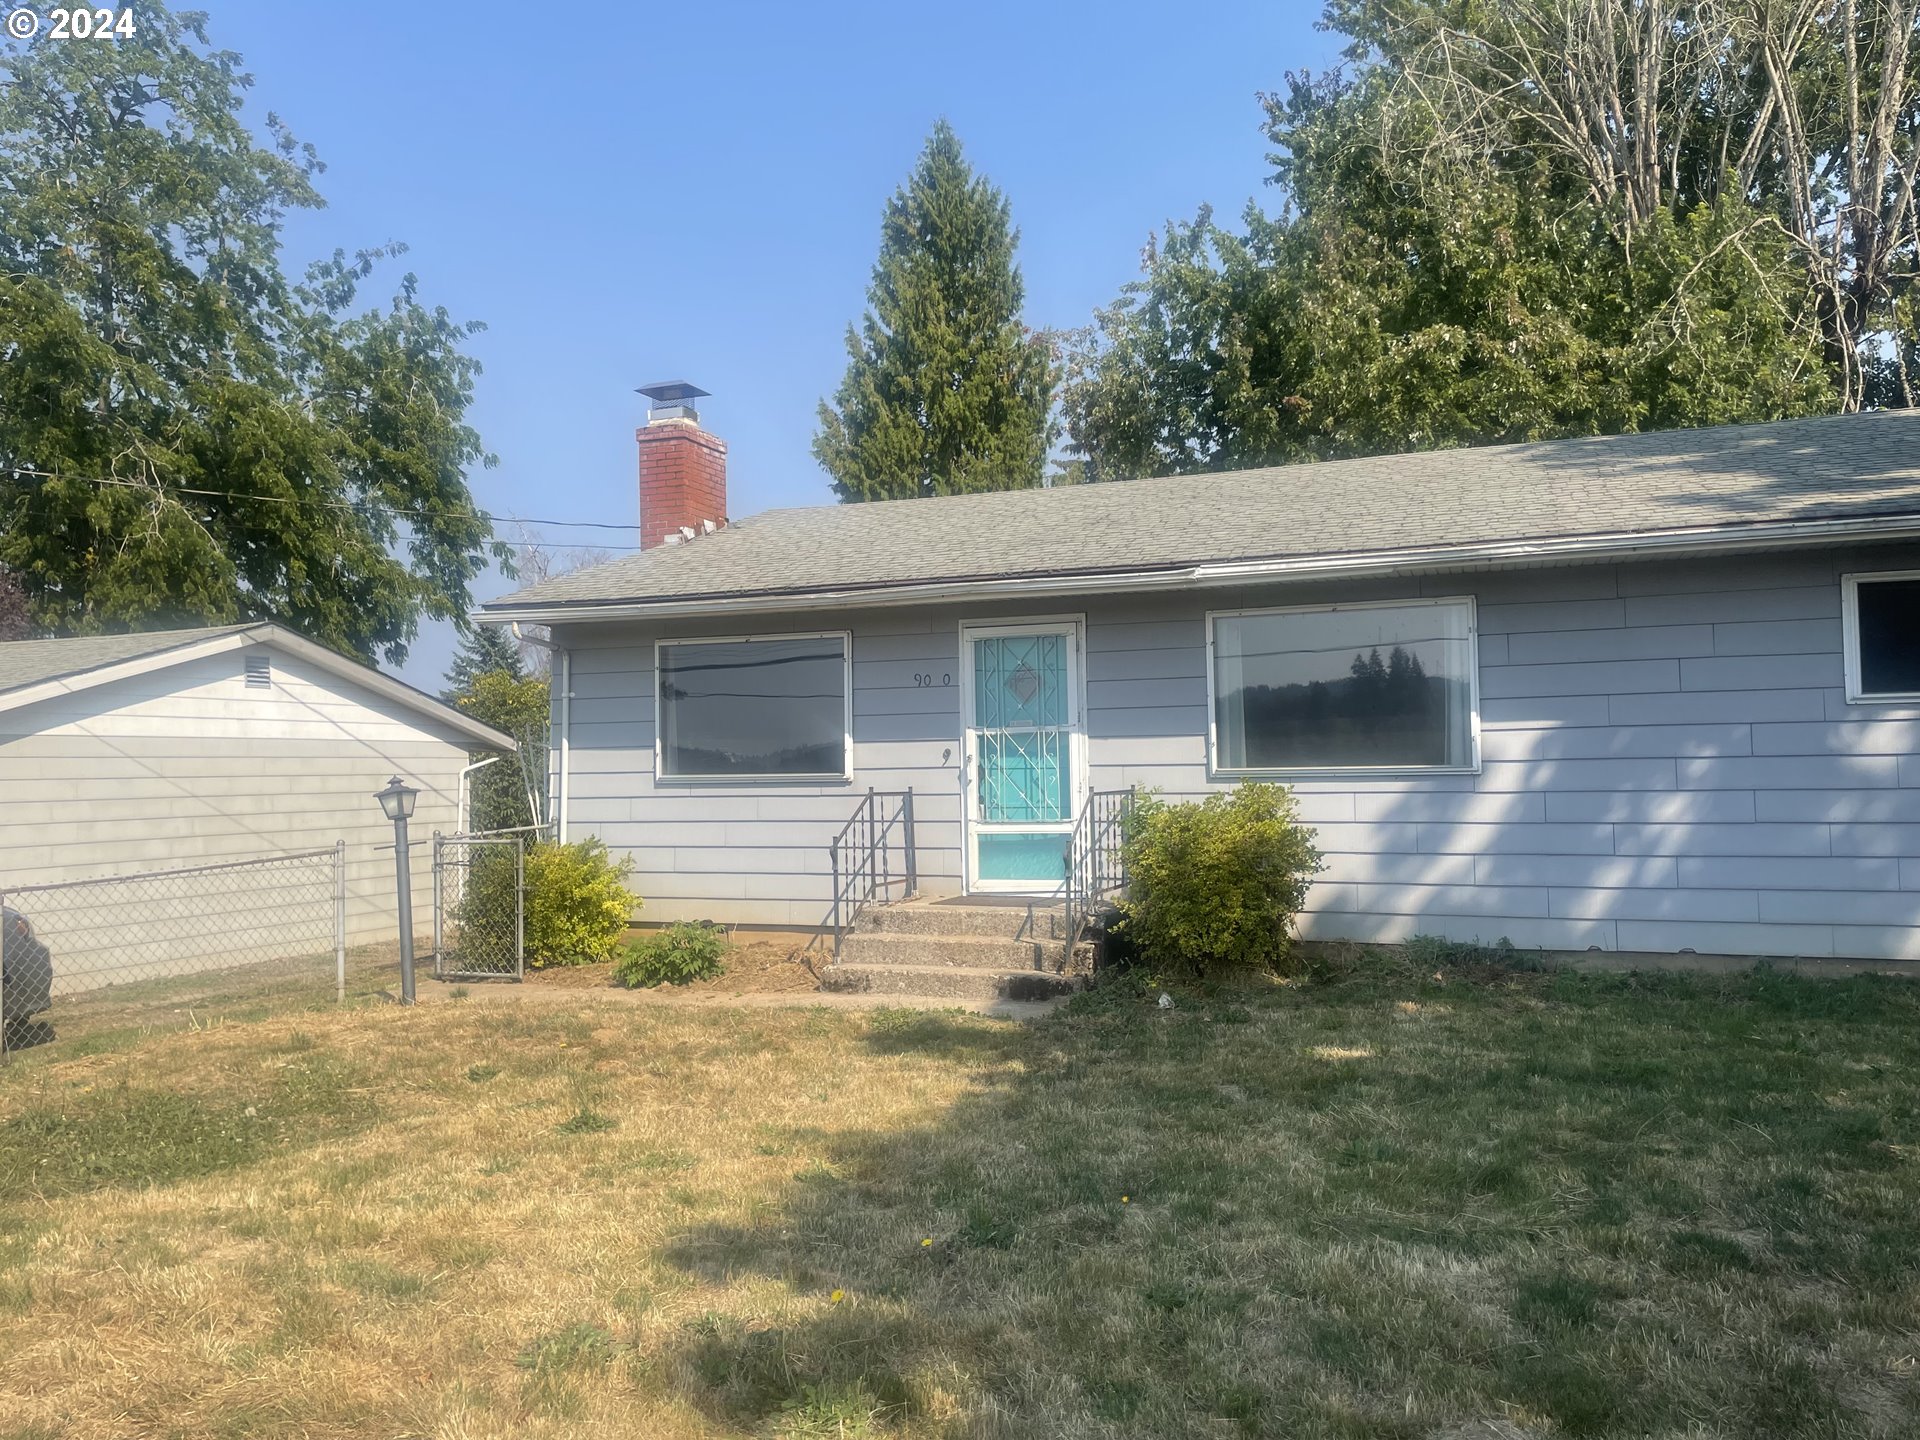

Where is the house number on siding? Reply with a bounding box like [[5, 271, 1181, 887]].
[[913, 673, 952, 687]]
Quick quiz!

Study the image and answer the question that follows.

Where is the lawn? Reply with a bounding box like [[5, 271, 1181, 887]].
[[0, 947, 1916, 1438]]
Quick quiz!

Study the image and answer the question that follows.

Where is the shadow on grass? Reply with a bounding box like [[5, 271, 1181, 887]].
[[656, 963, 1920, 1439]]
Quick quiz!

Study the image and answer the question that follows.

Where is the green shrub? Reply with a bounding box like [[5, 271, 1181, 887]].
[[614, 921, 728, 988], [1118, 782, 1322, 977], [524, 840, 640, 967]]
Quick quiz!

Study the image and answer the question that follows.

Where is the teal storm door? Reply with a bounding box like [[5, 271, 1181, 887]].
[[961, 621, 1086, 892]]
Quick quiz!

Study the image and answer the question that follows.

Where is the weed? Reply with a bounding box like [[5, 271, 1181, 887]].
[[516, 1321, 614, 1373], [614, 921, 728, 988], [776, 1380, 888, 1438]]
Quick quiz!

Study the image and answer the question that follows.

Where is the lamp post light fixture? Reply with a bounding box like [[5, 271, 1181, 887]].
[[375, 776, 420, 1004]]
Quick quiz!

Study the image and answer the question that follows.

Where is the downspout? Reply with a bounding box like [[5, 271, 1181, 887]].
[[458, 755, 502, 835], [512, 623, 570, 843]]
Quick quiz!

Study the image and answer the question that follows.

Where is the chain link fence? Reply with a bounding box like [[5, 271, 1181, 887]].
[[0, 845, 384, 1058], [432, 831, 525, 980]]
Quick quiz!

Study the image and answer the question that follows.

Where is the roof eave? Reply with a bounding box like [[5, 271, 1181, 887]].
[[0, 624, 517, 751], [475, 511, 1920, 627]]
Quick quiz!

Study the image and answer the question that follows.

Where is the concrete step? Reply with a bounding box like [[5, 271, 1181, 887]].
[[839, 931, 1069, 972], [852, 900, 1069, 940], [820, 962, 1084, 1002]]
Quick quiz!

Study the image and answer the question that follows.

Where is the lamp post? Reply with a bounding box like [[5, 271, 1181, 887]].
[[375, 776, 420, 1004]]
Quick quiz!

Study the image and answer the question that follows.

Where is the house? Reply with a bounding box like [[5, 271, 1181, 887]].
[[480, 389, 1920, 967], [0, 623, 515, 987]]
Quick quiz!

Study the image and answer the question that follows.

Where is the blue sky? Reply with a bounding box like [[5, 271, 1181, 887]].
[[208, 2, 1341, 688]]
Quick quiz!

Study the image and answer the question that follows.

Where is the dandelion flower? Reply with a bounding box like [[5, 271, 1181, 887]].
[[921, 1238, 933, 1247], [829, 1289, 845, 1304], [1121, 1195, 1130, 1204]]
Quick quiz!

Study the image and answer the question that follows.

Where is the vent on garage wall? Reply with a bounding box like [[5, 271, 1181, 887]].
[[244, 652, 272, 689]]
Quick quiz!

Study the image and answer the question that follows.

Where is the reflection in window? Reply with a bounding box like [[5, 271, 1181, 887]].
[[1852, 576, 1920, 697], [658, 634, 848, 778], [1213, 601, 1475, 771]]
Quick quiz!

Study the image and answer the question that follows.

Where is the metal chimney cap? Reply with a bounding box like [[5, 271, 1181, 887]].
[[636, 380, 710, 405]]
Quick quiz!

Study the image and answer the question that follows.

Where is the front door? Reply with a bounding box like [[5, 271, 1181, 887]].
[[961, 620, 1085, 893]]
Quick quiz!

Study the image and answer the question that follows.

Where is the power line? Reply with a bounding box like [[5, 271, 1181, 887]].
[[3, 464, 648, 549]]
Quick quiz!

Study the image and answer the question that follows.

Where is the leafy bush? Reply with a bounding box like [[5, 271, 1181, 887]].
[[1118, 782, 1322, 977], [614, 921, 728, 988], [526, 840, 640, 967], [459, 839, 640, 970]]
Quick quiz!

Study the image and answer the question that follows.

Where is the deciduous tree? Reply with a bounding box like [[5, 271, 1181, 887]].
[[1063, 0, 1914, 478], [0, 2, 506, 661]]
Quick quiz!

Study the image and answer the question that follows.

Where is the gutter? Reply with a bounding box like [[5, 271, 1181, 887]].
[[472, 511, 1920, 626], [457, 755, 501, 836], [513, 624, 569, 844]]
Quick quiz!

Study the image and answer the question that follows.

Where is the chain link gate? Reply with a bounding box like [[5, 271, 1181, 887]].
[[432, 832, 525, 981]]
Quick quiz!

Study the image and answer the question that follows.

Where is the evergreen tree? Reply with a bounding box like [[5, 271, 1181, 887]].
[[445, 624, 525, 698], [814, 122, 1054, 501], [444, 625, 537, 833]]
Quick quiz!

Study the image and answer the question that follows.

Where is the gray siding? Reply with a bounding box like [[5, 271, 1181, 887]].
[[557, 544, 1920, 958], [0, 649, 477, 988]]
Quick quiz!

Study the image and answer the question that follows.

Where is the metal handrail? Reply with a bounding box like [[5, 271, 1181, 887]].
[[827, 788, 917, 958], [1064, 786, 1137, 955]]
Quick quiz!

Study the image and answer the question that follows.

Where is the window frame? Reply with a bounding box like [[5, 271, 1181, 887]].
[[653, 629, 854, 784], [1204, 595, 1482, 780], [1841, 569, 1920, 704]]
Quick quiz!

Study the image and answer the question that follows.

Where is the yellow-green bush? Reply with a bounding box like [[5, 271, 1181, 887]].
[[1119, 782, 1322, 976], [522, 840, 640, 967]]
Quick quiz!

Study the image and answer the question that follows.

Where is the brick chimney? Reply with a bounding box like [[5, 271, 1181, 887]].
[[635, 380, 727, 550]]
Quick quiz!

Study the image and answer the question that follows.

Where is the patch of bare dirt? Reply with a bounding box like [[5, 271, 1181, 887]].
[[522, 938, 822, 996]]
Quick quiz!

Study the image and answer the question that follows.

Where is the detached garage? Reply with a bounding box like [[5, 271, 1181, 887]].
[[0, 623, 514, 999]]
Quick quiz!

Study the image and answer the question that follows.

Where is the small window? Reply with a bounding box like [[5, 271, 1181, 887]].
[[244, 653, 272, 689], [1844, 571, 1920, 701], [656, 632, 850, 780], [1210, 598, 1478, 774]]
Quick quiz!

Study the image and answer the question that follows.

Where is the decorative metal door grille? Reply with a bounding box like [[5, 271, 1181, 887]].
[[973, 634, 1069, 825]]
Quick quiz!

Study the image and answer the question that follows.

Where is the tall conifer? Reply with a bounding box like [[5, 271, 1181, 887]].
[[814, 122, 1054, 501]]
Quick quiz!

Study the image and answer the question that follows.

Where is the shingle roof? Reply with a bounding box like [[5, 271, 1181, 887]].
[[484, 410, 1920, 614], [0, 625, 256, 695]]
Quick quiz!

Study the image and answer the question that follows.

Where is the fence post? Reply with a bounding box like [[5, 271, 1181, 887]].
[[902, 788, 918, 898], [0, 881, 9, 1060], [334, 840, 347, 1004], [515, 836, 526, 981], [431, 832, 444, 983]]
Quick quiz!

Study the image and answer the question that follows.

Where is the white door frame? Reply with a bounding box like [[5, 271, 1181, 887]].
[[958, 616, 1088, 895]]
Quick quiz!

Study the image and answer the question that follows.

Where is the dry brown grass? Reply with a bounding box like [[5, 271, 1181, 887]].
[[1, 954, 1917, 1438], [0, 998, 979, 1438]]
